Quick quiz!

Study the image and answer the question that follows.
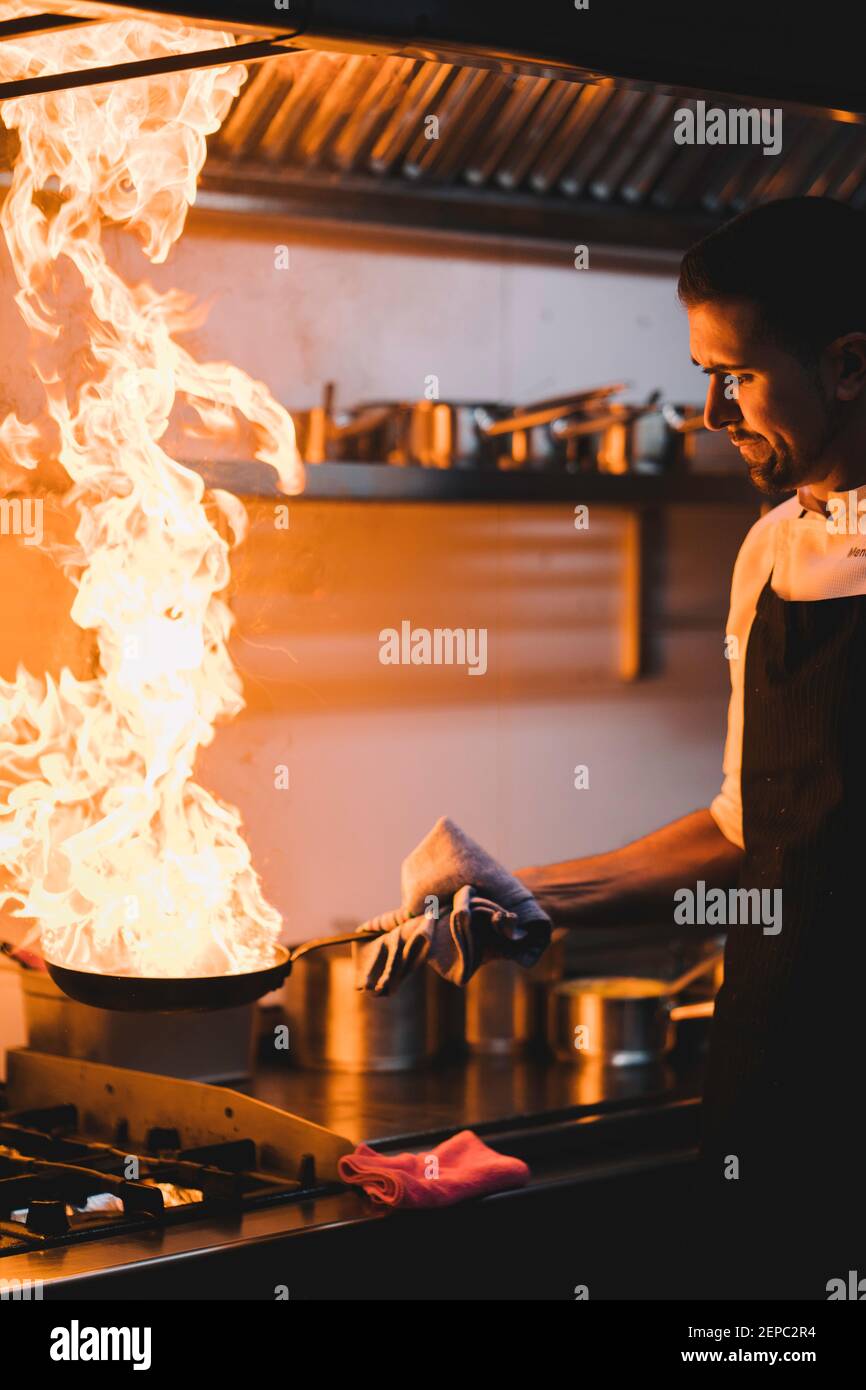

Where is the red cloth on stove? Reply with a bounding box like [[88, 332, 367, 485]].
[[337, 1129, 530, 1208]]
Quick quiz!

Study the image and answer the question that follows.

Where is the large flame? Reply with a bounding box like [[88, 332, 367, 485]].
[[0, 5, 303, 977]]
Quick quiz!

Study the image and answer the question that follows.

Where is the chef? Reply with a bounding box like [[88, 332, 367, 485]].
[[358, 196, 866, 1294], [523, 196, 866, 1291]]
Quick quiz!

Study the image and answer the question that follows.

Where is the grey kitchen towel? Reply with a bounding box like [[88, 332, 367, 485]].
[[355, 817, 552, 995]]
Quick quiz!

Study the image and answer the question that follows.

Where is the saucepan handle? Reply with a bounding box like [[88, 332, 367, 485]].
[[669, 999, 715, 1022]]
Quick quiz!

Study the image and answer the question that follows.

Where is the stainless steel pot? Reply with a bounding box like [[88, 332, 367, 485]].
[[464, 928, 566, 1055], [550, 391, 663, 473], [290, 381, 335, 464], [328, 399, 508, 468], [475, 383, 628, 471], [21, 970, 255, 1083], [281, 942, 445, 1073], [547, 952, 721, 1067]]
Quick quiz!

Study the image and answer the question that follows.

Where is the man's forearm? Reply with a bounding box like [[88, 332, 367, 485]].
[[514, 808, 743, 927]]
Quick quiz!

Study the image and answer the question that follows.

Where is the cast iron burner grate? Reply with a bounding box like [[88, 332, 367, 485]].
[[0, 1103, 327, 1257]]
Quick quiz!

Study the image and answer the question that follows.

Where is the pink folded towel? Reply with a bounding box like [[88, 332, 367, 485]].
[[337, 1130, 530, 1208]]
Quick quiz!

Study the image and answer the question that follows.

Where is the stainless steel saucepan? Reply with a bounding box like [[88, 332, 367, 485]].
[[547, 951, 722, 1066]]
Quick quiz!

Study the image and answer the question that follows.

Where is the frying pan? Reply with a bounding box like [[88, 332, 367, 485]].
[[44, 928, 387, 1015]]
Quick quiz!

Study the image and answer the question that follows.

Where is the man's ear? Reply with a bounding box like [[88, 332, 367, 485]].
[[829, 332, 866, 401]]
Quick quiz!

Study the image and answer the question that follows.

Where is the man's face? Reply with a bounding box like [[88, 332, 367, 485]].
[[687, 298, 840, 494]]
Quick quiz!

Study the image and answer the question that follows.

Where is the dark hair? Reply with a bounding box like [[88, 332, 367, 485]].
[[677, 197, 866, 363]]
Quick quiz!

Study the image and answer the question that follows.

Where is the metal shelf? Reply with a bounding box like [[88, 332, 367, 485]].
[[191, 459, 761, 506]]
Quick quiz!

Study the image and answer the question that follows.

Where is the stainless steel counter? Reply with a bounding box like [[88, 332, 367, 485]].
[[0, 1026, 711, 1299], [248, 1038, 706, 1148]]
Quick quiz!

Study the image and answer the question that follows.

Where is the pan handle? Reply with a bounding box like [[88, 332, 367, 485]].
[[288, 925, 390, 964], [480, 399, 617, 437]]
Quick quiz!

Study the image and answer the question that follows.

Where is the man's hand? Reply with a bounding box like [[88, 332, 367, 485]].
[[354, 818, 551, 994]]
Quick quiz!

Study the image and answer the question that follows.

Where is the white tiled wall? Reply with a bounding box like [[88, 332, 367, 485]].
[[106, 211, 707, 410]]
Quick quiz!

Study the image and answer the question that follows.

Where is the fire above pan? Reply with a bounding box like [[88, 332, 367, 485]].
[[0, 9, 304, 988]]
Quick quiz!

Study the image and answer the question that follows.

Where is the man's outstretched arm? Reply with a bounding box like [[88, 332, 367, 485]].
[[514, 808, 743, 927]]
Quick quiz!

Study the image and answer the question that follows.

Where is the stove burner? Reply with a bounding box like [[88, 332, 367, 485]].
[[0, 1047, 353, 1268], [0, 1102, 326, 1257]]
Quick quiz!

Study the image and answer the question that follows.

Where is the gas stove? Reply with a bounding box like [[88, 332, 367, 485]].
[[0, 1049, 355, 1294]]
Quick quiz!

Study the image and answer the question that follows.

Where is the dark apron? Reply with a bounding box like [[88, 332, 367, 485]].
[[698, 563, 866, 1284]]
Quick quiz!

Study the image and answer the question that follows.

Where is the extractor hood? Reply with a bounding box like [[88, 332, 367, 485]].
[[1, 2, 864, 255]]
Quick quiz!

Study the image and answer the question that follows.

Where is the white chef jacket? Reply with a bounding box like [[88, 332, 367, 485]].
[[710, 482, 866, 849]]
